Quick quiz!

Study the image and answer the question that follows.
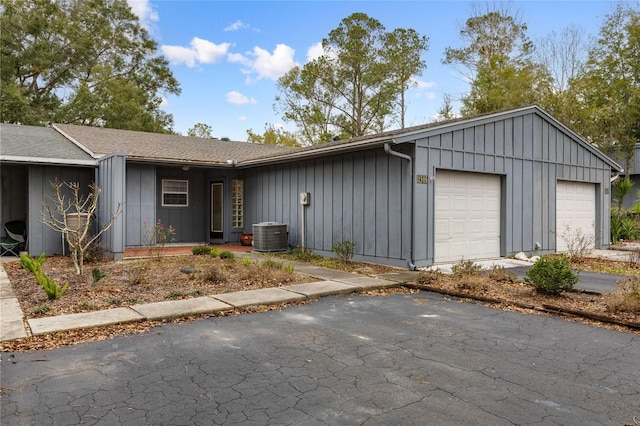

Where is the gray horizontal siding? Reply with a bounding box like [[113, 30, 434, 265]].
[[245, 148, 412, 268]]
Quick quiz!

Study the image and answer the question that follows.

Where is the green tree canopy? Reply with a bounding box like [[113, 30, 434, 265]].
[[275, 13, 429, 145], [570, 3, 640, 176], [246, 124, 300, 147], [443, 5, 551, 116], [187, 123, 214, 138], [0, 0, 180, 133]]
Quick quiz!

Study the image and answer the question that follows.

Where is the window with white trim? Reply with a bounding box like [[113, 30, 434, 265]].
[[162, 179, 189, 207], [232, 179, 244, 228]]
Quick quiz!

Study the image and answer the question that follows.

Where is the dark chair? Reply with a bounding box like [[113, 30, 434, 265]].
[[0, 220, 26, 257]]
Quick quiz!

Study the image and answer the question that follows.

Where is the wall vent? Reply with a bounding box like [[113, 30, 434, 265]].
[[252, 222, 288, 252]]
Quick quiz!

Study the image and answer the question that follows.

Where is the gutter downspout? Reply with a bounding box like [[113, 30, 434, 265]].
[[384, 141, 416, 270]]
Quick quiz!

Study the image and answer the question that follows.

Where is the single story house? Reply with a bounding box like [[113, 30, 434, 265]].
[[0, 105, 621, 269]]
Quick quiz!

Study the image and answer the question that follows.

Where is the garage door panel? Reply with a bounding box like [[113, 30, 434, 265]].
[[556, 181, 595, 252], [434, 170, 501, 263]]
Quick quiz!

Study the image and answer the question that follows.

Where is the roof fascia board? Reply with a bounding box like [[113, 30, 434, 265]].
[[51, 124, 98, 158], [0, 155, 97, 167], [238, 136, 398, 166]]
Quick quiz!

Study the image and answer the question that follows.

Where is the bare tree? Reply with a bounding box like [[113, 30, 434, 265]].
[[535, 25, 590, 92], [41, 180, 122, 275]]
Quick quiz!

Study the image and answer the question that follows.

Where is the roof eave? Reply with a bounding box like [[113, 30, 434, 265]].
[[0, 155, 97, 167]]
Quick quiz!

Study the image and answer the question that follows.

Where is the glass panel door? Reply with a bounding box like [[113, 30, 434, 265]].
[[211, 183, 223, 239]]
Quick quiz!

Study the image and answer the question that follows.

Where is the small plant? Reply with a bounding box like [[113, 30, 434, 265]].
[[486, 265, 517, 283], [20, 253, 45, 274], [242, 256, 252, 266], [289, 246, 322, 262], [284, 263, 295, 274], [262, 259, 283, 269], [108, 297, 122, 306], [416, 269, 443, 285], [219, 251, 235, 259], [32, 304, 51, 315], [628, 249, 640, 269], [143, 219, 176, 259], [167, 290, 183, 300], [20, 253, 68, 300], [191, 245, 212, 255], [203, 268, 226, 283], [209, 247, 220, 257], [559, 225, 595, 261], [451, 259, 482, 276], [36, 273, 69, 300], [189, 289, 204, 296], [524, 255, 578, 295], [605, 277, 640, 314], [91, 268, 107, 283], [129, 265, 147, 286], [332, 240, 355, 262]]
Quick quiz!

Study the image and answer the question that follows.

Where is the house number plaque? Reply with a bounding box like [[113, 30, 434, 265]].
[[416, 174, 430, 184]]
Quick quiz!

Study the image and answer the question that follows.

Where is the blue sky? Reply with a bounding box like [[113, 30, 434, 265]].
[[127, 1, 616, 140]]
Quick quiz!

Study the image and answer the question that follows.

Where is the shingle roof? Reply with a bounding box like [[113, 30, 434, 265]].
[[0, 123, 95, 165], [53, 124, 298, 165]]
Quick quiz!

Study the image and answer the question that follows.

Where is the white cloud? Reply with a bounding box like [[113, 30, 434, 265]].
[[126, 0, 158, 31], [224, 20, 248, 32], [226, 91, 258, 105], [238, 116, 247, 121], [250, 44, 299, 80], [161, 38, 231, 67], [161, 45, 197, 67], [227, 52, 251, 66], [411, 78, 436, 90], [306, 42, 324, 62]]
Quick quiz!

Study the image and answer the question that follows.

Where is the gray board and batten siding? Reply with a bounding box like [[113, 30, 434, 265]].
[[245, 107, 617, 269], [403, 109, 615, 267], [244, 146, 413, 268]]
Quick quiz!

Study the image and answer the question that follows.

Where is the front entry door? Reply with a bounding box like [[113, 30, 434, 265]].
[[211, 182, 223, 239]]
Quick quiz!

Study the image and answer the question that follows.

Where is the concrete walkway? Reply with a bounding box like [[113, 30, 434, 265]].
[[0, 255, 410, 342], [2, 248, 632, 342]]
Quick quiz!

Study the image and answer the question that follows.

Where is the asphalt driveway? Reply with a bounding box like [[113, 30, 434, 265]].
[[2, 292, 639, 425]]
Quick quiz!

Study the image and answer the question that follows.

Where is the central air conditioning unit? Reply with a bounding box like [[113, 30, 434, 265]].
[[252, 222, 288, 252]]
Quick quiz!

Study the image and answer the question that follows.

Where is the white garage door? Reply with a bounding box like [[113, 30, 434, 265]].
[[556, 181, 596, 252], [434, 170, 501, 263]]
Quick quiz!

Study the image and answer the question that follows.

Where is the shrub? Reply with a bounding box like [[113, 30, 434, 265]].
[[20, 253, 69, 300], [242, 256, 252, 266], [451, 259, 482, 276], [262, 259, 283, 269], [605, 277, 640, 314], [486, 265, 517, 283], [332, 240, 355, 262], [143, 219, 176, 258], [524, 256, 578, 295], [20, 253, 45, 274], [610, 211, 639, 243], [210, 247, 220, 257], [416, 269, 443, 285], [219, 251, 235, 259], [191, 245, 212, 255], [559, 225, 595, 261], [284, 264, 295, 274], [91, 268, 107, 284], [203, 268, 226, 283]]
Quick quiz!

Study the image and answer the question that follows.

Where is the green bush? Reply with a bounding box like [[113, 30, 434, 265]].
[[524, 256, 578, 295], [219, 251, 235, 259], [262, 259, 283, 269], [20, 253, 45, 274], [332, 240, 355, 262], [20, 253, 69, 300], [191, 245, 212, 255], [284, 263, 295, 274], [242, 256, 252, 266], [209, 247, 220, 257], [610, 211, 639, 243]]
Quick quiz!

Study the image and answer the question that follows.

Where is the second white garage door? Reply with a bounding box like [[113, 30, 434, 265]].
[[434, 170, 501, 263], [556, 181, 596, 252]]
